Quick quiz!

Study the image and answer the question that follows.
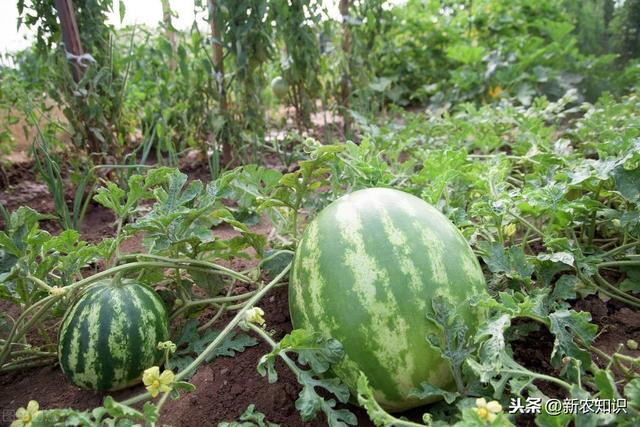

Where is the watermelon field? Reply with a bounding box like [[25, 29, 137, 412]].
[[1, 0, 640, 426]]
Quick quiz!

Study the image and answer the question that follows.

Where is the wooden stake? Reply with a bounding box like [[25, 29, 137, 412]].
[[54, 0, 84, 82]]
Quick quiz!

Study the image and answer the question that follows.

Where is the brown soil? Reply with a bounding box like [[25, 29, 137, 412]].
[[574, 297, 640, 367]]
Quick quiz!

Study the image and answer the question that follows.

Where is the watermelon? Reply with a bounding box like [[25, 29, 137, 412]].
[[271, 76, 289, 100], [58, 279, 169, 391], [289, 188, 487, 411]]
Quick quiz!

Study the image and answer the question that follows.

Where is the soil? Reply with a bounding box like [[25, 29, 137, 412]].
[[0, 159, 639, 427]]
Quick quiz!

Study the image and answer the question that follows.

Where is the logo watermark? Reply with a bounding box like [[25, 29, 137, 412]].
[[508, 397, 628, 415]]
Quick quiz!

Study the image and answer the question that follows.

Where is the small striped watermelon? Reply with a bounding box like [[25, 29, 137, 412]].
[[289, 188, 487, 411], [58, 279, 169, 391]]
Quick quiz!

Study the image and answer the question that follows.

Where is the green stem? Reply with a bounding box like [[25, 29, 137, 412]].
[[7, 350, 56, 358], [594, 272, 640, 305], [578, 273, 640, 309], [176, 262, 290, 381], [598, 260, 640, 268], [246, 322, 298, 372], [26, 275, 54, 293], [0, 296, 60, 366], [121, 262, 293, 409], [196, 283, 235, 333], [468, 153, 541, 165], [117, 254, 253, 284], [185, 290, 261, 306], [0, 357, 57, 373], [501, 369, 572, 391], [509, 211, 545, 238], [111, 217, 124, 268], [120, 391, 152, 407], [587, 182, 604, 247], [601, 241, 639, 258], [154, 390, 172, 414]]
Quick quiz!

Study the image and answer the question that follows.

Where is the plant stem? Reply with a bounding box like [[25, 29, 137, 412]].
[[246, 322, 298, 372], [117, 254, 253, 284], [594, 272, 640, 305], [176, 262, 290, 381], [509, 211, 545, 238], [601, 241, 639, 258], [26, 275, 54, 293], [120, 391, 152, 407], [501, 369, 572, 391], [121, 261, 293, 408], [598, 260, 640, 268], [0, 357, 57, 373], [0, 296, 60, 365], [578, 273, 640, 308], [468, 153, 541, 165]]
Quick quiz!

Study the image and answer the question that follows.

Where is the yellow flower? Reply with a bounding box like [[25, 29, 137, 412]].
[[503, 223, 516, 238], [488, 85, 503, 99], [142, 366, 174, 398], [157, 340, 177, 354], [476, 397, 502, 423], [245, 307, 266, 326], [11, 400, 40, 427]]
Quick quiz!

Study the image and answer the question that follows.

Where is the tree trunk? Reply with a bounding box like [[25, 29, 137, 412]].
[[339, 0, 351, 137], [54, 0, 84, 83], [208, 0, 232, 165]]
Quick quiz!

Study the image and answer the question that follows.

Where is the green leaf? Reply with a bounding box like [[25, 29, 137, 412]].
[[535, 410, 572, 427], [624, 378, 640, 408], [551, 275, 578, 304], [118, 0, 125, 23], [279, 329, 344, 374], [409, 382, 459, 404], [425, 296, 474, 392], [474, 314, 511, 377], [613, 165, 640, 204], [480, 242, 534, 282], [256, 330, 354, 426], [218, 404, 280, 427], [171, 320, 258, 378], [548, 309, 597, 367], [190, 269, 225, 296], [103, 396, 144, 419], [593, 369, 619, 400], [262, 250, 294, 280]]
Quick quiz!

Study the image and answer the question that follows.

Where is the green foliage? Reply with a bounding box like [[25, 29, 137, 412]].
[[270, 0, 323, 126], [219, 404, 280, 427], [366, 0, 626, 106], [170, 319, 258, 379], [2, 2, 640, 425], [256, 329, 356, 426]]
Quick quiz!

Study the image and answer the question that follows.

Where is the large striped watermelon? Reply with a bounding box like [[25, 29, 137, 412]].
[[58, 279, 169, 391], [289, 188, 487, 411]]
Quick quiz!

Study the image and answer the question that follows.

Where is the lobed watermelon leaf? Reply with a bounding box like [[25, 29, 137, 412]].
[[170, 319, 258, 378], [219, 404, 280, 427], [256, 329, 355, 427]]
